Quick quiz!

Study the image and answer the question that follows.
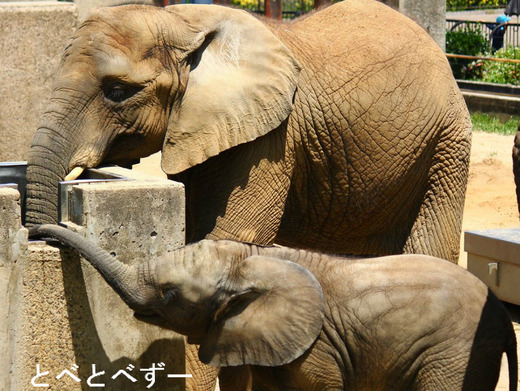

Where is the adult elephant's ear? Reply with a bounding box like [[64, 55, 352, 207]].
[[199, 256, 324, 367], [161, 5, 300, 175]]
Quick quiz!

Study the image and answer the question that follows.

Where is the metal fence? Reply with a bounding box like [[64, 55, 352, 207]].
[[447, 19, 520, 49], [248, 0, 314, 19]]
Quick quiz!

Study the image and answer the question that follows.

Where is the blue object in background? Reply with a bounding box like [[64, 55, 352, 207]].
[[497, 14, 512, 24], [486, 14, 511, 52]]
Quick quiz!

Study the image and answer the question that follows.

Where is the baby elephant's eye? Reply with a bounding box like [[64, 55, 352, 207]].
[[103, 82, 143, 103]]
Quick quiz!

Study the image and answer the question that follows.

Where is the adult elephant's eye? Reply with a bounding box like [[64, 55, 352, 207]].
[[161, 289, 178, 305], [103, 82, 143, 103]]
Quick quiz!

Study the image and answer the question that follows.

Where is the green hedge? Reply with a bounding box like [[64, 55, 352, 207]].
[[479, 47, 520, 85], [446, 24, 489, 78], [447, 0, 508, 11], [446, 24, 520, 85]]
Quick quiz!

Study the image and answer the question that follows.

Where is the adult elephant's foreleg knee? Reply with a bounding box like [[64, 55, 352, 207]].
[[403, 127, 471, 263], [185, 342, 219, 391]]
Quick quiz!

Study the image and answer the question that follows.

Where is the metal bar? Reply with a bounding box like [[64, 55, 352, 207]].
[[446, 20, 520, 50], [446, 53, 520, 64]]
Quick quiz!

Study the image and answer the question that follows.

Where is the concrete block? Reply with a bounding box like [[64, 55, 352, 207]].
[[0, 187, 27, 391], [0, 2, 78, 162], [61, 169, 187, 388], [2, 166, 189, 390], [461, 90, 520, 116], [12, 243, 79, 390], [465, 228, 520, 305]]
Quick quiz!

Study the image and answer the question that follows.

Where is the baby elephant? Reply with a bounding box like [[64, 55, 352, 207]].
[[31, 224, 517, 390]]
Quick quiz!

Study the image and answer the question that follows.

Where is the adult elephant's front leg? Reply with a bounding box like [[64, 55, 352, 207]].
[[185, 343, 219, 391], [174, 125, 294, 244]]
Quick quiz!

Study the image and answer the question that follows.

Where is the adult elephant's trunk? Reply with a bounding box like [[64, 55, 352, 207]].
[[514, 130, 520, 216], [25, 94, 84, 226], [29, 224, 154, 311], [26, 125, 70, 225]]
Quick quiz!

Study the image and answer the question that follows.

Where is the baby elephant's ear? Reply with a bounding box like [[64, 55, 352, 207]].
[[199, 255, 324, 367]]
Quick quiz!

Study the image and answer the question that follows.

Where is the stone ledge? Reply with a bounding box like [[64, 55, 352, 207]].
[[465, 228, 520, 305]]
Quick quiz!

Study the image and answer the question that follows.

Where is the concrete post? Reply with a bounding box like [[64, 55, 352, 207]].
[[0, 187, 27, 391], [59, 167, 187, 390], [378, 0, 446, 50]]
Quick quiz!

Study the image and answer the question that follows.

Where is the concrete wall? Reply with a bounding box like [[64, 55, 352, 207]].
[[0, 187, 27, 391], [73, 0, 162, 21], [0, 2, 78, 162], [1, 168, 190, 390]]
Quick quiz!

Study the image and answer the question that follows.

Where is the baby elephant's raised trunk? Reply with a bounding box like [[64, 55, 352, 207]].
[[29, 224, 152, 311]]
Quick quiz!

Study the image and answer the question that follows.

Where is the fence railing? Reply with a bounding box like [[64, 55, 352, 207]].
[[248, 0, 313, 19], [447, 19, 520, 49]]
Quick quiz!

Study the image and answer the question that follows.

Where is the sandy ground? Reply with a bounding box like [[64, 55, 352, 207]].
[[460, 132, 519, 390], [135, 131, 520, 389], [460, 131, 519, 268]]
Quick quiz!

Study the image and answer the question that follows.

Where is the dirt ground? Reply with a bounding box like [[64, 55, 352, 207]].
[[135, 131, 520, 389], [460, 131, 519, 268], [461, 132, 519, 390]]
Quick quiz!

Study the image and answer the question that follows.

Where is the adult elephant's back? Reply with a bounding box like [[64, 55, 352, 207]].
[[270, 0, 472, 262]]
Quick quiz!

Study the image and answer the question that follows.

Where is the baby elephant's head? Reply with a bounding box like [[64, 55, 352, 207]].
[[30, 226, 324, 368], [135, 240, 325, 367]]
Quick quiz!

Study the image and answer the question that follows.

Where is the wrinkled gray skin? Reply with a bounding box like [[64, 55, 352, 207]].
[[26, 0, 471, 263], [31, 224, 517, 391]]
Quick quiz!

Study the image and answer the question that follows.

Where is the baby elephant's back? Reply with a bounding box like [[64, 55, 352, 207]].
[[319, 254, 513, 390]]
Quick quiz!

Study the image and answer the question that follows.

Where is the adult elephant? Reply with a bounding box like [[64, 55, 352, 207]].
[[26, 0, 472, 262]]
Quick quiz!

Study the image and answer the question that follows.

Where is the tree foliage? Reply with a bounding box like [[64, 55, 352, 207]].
[[231, 0, 314, 12]]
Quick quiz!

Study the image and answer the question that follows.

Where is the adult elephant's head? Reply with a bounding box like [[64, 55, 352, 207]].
[[26, 4, 299, 224]]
